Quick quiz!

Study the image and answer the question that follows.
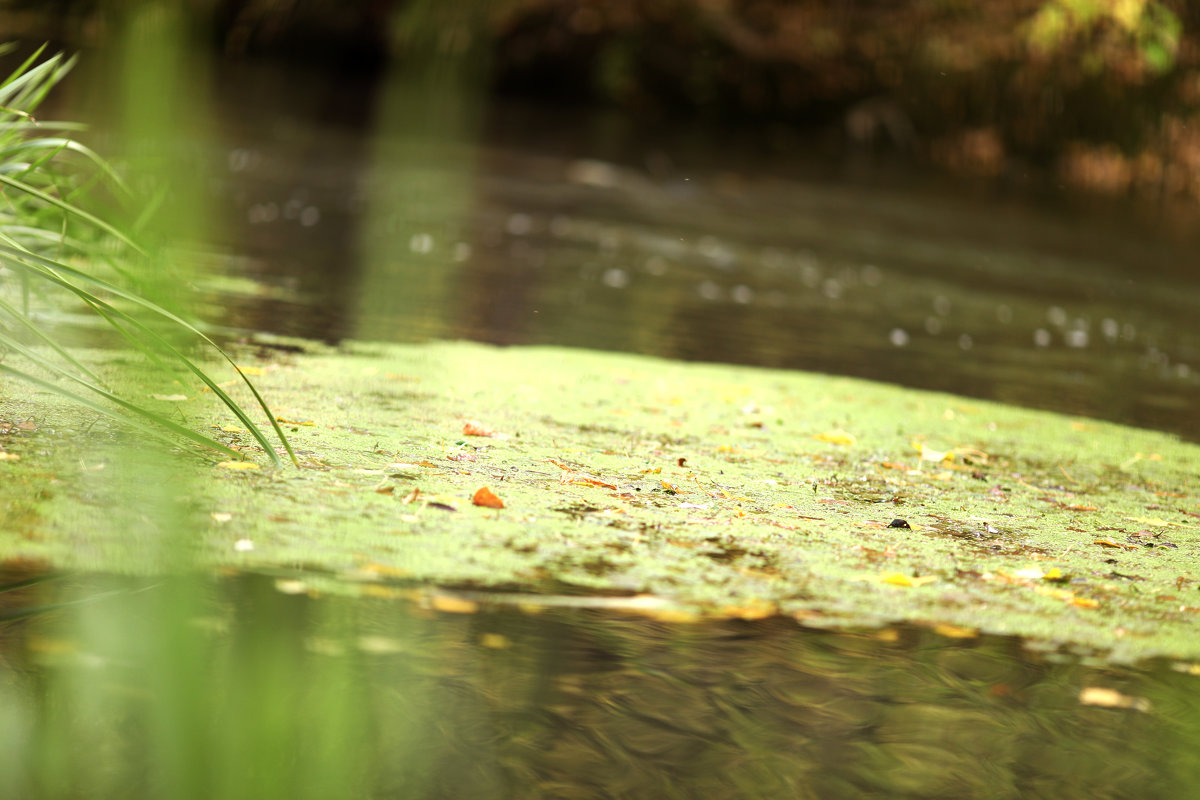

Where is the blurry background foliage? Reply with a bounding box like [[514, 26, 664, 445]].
[[0, 0, 1196, 202]]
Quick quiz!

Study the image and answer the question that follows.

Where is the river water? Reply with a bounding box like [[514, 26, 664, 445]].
[[18, 55, 1200, 799], [186, 60, 1200, 442]]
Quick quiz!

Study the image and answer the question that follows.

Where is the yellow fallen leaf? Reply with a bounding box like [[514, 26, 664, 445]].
[[815, 430, 856, 446], [480, 633, 510, 649], [1071, 596, 1100, 608], [430, 595, 479, 614], [216, 461, 260, 471], [236, 365, 265, 376], [880, 572, 938, 587], [0, 452, 20, 462], [933, 623, 978, 639], [151, 393, 189, 402], [1126, 516, 1184, 527], [1042, 567, 1064, 581], [1079, 687, 1149, 711]]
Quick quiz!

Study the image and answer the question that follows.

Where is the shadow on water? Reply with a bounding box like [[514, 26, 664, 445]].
[[3, 569, 1200, 800]]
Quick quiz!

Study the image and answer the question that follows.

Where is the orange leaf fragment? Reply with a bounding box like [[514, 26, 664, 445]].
[[1071, 596, 1101, 608], [1093, 539, 1137, 550], [472, 486, 505, 509], [462, 421, 496, 437]]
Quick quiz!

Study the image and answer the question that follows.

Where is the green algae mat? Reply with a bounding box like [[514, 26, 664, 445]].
[[2, 340, 1199, 663]]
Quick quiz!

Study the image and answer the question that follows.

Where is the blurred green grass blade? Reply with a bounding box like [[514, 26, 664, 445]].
[[0, 362, 244, 460], [0, 138, 134, 196], [0, 172, 143, 254], [0, 295, 107, 385], [0, 243, 296, 467]]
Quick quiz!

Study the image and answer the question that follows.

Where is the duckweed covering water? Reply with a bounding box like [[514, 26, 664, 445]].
[[2, 339, 1198, 663]]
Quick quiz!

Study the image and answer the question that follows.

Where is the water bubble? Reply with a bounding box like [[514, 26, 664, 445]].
[[821, 279, 843, 299], [861, 264, 883, 286], [889, 328, 910, 347], [1064, 329, 1089, 348], [924, 316, 943, 335], [409, 233, 434, 254], [731, 285, 754, 304], [697, 236, 735, 268], [1034, 329, 1052, 347], [933, 295, 951, 316], [996, 304, 1012, 324], [958, 333, 973, 350], [247, 202, 278, 224], [299, 206, 320, 227], [800, 264, 821, 287], [1047, 306, 1068, 326], [645, 256, 669, 276], [506, 213, 533, 236], [697, 280, 721, 301], [602, 268, 629, 289]]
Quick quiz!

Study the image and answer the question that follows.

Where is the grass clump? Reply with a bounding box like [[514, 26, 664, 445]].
[[0, 44, 294, 467]]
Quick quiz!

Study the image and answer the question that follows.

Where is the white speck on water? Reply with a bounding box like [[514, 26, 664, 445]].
[[1101, 318, 1120, 341], [1064, 329, 1089, 348], [247, 202, 278, 224], [299, 206, 320, 227], [409, 233, 434, 254], [924, 316, 943, 335], [234, 539, 254, 552], [698, 280, 721, 301], [889, 328, 910, 347], [958, 333, 973, 350], [1175, 363, 1191, 379], [1047, 306, 1068, 326], [1034, 328, 1052, 347], [453, 242, 472, 262], [821, 279, 843, 299], [933, 295, 951, 316], [602, 267, 629, 288], [731, 284, 754, 304], [506, 213, 533, 236]]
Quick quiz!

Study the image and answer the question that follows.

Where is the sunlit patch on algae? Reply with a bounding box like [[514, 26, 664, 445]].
[[2, 338, 1198, 663]]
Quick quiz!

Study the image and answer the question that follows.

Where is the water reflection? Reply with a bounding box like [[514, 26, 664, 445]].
[[3, 571, 1200, 799]]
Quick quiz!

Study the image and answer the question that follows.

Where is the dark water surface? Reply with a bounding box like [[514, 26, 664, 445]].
[[170, 60, 1200, 441], [3, 573, 1200, 800]]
